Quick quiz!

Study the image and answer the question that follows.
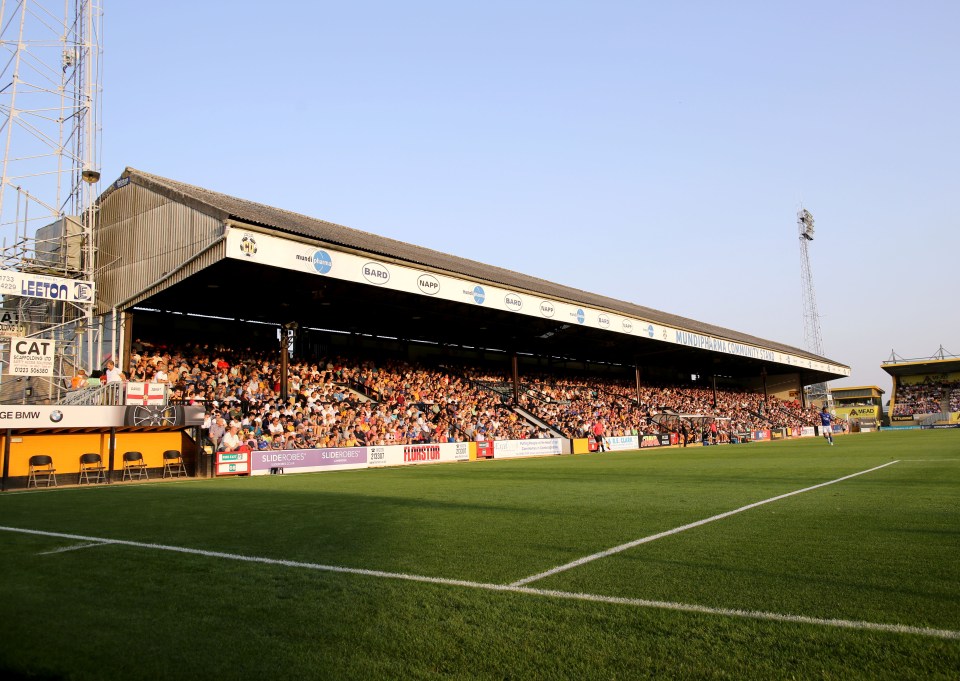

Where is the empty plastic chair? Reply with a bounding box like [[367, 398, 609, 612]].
[[78, 453, 106, 484], [162, 449, 187, 478], [121, 451, 148, 481], [28, 455, 57, 488]]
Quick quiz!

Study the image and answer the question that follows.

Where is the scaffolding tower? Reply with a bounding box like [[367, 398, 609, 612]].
[[0, 0, 103, 404]]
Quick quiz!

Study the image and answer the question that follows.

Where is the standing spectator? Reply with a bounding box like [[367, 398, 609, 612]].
[[103, 360, 124, 383], [592, 419, 606, 452]]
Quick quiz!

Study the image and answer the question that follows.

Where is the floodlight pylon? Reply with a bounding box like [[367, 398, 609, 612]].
[[798, 207, 826, 403]]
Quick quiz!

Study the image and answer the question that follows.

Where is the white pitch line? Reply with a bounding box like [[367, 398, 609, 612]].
[[901, 459, 960, 462], [510, 460, 901, 587], [38, 541, 114, 555], [2, 518, 958, 641]]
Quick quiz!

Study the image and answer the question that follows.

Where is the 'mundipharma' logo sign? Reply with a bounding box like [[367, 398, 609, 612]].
[[313, 251, 333, 274], [472, 286, 485, 304], [298, 249, 333, 274]]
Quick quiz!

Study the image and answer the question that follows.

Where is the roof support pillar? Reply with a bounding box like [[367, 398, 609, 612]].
[[634, 363, 642, 405]]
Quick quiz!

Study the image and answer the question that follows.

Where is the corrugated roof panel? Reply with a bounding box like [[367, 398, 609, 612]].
[[96, 167, 846, 369], [95, 181, 224, 314]]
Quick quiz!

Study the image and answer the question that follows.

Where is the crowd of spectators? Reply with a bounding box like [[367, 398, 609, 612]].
[[120, 340, 549, 452], [504, 373, 822, 442], [892, 377, 959, 416], [106, 338, 826, 451]]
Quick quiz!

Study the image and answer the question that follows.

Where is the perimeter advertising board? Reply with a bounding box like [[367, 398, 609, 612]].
[[216, 449, 251, 476], [250, 447, 368, 475], [367, 442, 470, 467], [603, 435, 639, 451], [489, 438, 563, 459]]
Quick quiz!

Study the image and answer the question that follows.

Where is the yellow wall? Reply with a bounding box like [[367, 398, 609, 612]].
[[114, 432, 182, 469], [3, 431, 183, 479], [900, 371, 960, 385], [835, 406, 879, 420], [3, 433, 106, 477], [572, 438, 592, 454]]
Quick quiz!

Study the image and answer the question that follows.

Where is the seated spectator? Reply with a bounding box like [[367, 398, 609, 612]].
[[71, 368, 88, 390], [220, 424, 242, 452]]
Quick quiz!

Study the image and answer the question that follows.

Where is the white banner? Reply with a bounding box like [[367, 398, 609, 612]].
[[604, 435, 640, 451], [492, 438, 564, 459], [0, 270, 95, 303], [224, 228, 848, 377], [0, 405, 127, 428], [8, 336, 55, 376], [367, 441, 471, 468], [0, 310, 26, 337]]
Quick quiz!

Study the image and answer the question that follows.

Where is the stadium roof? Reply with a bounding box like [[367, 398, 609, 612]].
[[881, 356, 960, 379], [96, 167, 849, 386]]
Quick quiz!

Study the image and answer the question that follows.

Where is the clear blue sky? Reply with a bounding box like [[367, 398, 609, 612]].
[[102, 1, 960, 396]]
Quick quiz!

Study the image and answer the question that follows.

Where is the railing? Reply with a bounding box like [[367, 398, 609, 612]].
[[918, 412, 950, 426], [59, 382, 126, 406], [58, 381, 174, 408]]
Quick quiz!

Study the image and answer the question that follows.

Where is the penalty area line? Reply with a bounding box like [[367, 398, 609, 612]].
[[1, 519, 958, 641], [511, 460, 901, 587]]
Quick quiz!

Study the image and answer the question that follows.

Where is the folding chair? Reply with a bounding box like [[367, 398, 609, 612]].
[[78, 452, 107, 484], [28, 455, 57, 488], [121, 451, 149, 481], [162, 449, 187, 478]]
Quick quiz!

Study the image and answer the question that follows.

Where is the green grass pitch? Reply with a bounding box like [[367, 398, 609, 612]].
[[1, 429, 958, 679]]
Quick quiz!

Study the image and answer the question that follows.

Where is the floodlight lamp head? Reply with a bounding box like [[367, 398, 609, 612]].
[[798, 208, 815, 239]]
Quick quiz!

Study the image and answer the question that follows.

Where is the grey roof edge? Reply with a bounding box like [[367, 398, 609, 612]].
[[111, 167, 847, 371]]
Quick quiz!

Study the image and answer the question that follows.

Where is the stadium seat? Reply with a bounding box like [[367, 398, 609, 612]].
[[162, 449, 187, 478], [78, 452, 106, 484], [121, 451, 148, 481], [27, 455, 57, 488]]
